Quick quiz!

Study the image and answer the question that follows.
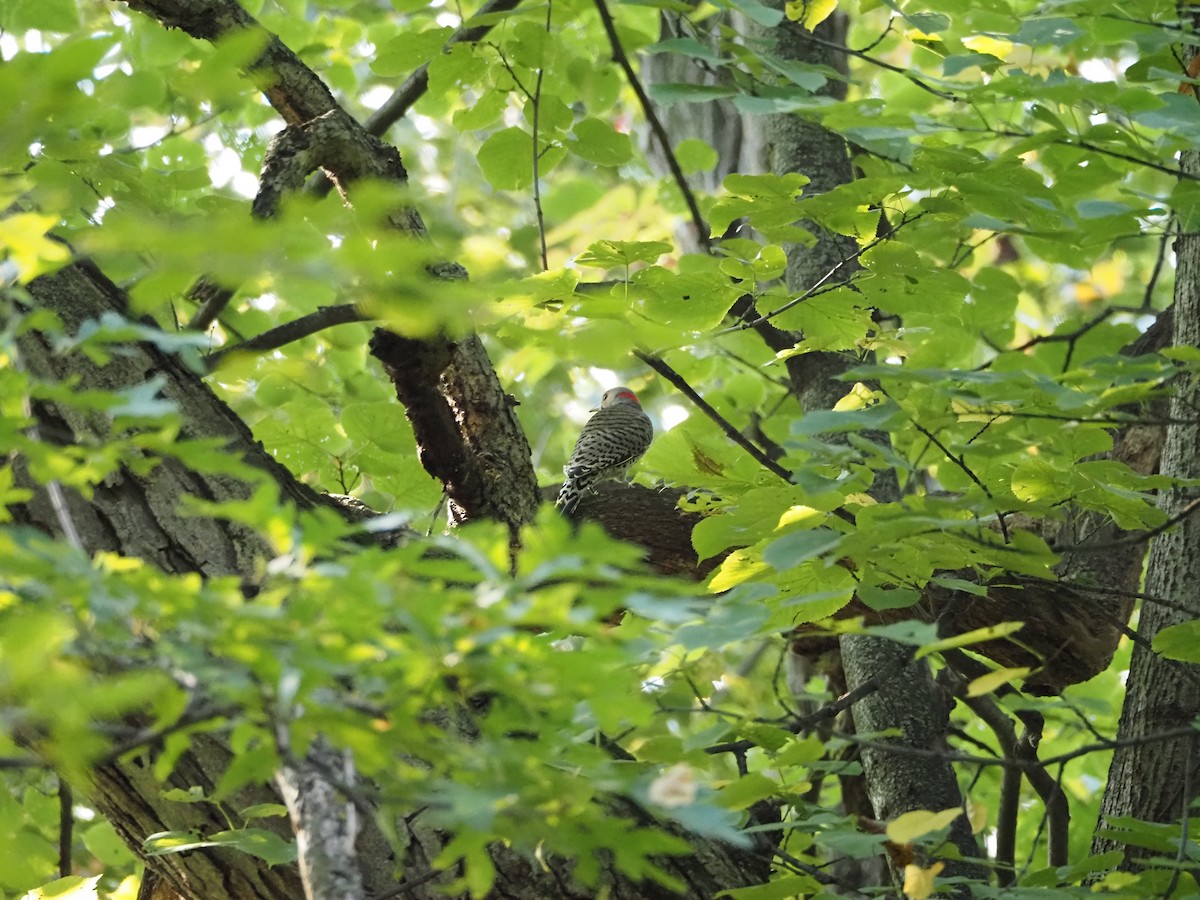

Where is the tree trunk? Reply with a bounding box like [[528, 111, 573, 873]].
[[1092, 29, 1200, 862], [761, 11, 984, 889]]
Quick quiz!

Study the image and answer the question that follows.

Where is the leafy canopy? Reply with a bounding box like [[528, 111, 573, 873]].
[[0, 0, 1194, 896]]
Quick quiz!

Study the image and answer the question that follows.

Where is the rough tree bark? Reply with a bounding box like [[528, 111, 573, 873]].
[[760, 11, 985, 890], [1092, 24, 1200, 864]]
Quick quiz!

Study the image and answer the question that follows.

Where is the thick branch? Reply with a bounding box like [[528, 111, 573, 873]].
[[207, 304, 366, 369], [119, 0, 539, 530]]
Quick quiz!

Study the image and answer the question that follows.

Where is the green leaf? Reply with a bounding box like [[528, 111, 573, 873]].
[[720, 875, 821, 898], [240, 803, 289, 820], [162, 786, 208, 804], [726, 0, 784, 27], [567, 118, 633, 167], [761, 529, 843, 572], [904, 11, 951, 33], [711, 173, 810, 235], [635, 267, 741, 332], [576, 240, 673, 269], [0, 0, 79, 32], [943, 53, 1002, 76], [1152, 622, 1200, 663], [715, 772, 779, 810], [1013, 18, 1084, 48], [208, 828, 298, 866], [675, 138, 719, 174], [646, 38, 725, 66], [145, 829, 296, 866], [82, 820, 136, 867], [372, 27, 454, 77], [857, 584, 921, 611], [477, 127, 533, 191]]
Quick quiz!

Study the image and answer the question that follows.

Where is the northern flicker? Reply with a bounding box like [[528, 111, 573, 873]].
[[556, 386, 653, 515]]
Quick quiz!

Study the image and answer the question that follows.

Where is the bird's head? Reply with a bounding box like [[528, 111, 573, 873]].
[[598, 386, 641, 408]]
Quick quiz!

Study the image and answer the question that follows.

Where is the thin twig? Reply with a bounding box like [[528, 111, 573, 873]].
[[0, 755, 45, 769], [531, 0, 552, 271], [770, 846, 842, 887], [954, 124, 1200, 182], [99, 702, 237, 765], [186, 277, 236, 332], [637, 346, 859, 520], [706, 645, 914, 756], [714, 211, 927, 336], [1015, 720, 1069, 868], [909, 419, 1009, 542], [58, 778, 73, 878], [977, 307, 1117, 372], [633, 349, 792, 483], [801, 30, 961, 102], [961, 692, 1018, 883], [366, 0, 524, 137], [1052, 497, 1200, 553], [1165, 736, 1195, 898], [592, 0, 710, 252], [205, 303, 367, 370], [1063, 582, 1197, 618], [17, 357, 85, 551], [834, 725, 1200, 771], [309, 0, 526, 198], [1143, 216, 1174, 310]]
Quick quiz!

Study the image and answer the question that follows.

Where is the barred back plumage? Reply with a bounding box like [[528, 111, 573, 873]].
[[556, 387, 653, 515]]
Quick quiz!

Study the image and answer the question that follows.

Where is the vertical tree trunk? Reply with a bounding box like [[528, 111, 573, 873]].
[[1092, 27, 1200, 861], [763, 12, 983, 889]]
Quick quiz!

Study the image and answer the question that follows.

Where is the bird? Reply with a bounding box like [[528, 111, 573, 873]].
[[556, 386, 654, 515]]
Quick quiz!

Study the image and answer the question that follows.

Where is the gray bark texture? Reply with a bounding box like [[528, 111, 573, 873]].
[[759, 10, 984, 889], [118, 0, 541, 536], [1092, 38, 1200, 860], [14, 262, 318, 898]]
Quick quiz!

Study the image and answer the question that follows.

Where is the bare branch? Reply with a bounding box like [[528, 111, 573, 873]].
[[206, 304, 366, 370], [57, 779, 73, 879], [633, 349, 792, 483]]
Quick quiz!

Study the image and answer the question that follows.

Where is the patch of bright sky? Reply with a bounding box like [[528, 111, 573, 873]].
[[0, 29, 47, 59], [204, 134, 261, 198], [1077, 57, 1120, 84]]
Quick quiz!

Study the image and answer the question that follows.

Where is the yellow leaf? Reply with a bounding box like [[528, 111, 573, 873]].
[[24, 875, 102, 899], [915, 621, 1024, 659], [962, 34, 1013, 59], [966, 798, 988, 834], [903, 862, 945, 900], [834, 382, 879, 411], [778, 505, 823, 528], [887, 808, 962, 844], [709, 550, 769, 592], [966, 667, 1031, 697], [0, 213, 70, 283], [784, 0, 837, 30]]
